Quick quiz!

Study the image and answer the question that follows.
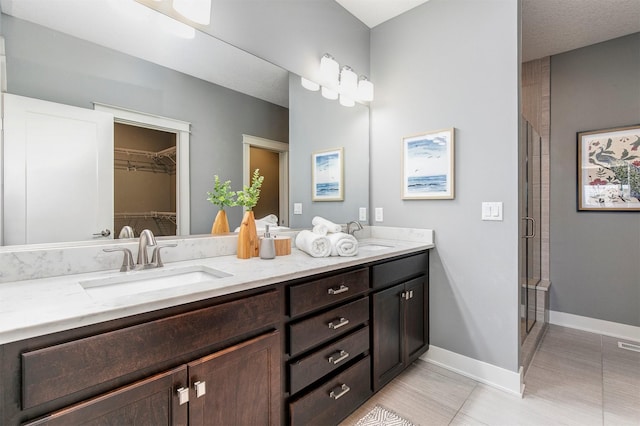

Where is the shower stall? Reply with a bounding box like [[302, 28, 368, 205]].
[[520, 118, 542, 342]]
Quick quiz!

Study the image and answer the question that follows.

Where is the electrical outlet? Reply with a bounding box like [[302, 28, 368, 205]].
[[294, 203, 302, 215], [375, 207, 383, 222], [359, 207, 367, 221]]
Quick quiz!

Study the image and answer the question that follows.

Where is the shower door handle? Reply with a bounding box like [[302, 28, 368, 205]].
[[522, 217, 536, 238]]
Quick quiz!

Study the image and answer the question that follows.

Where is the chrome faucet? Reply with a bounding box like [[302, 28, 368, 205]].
[[137, 229, 157, 268], [346, 220, 363, 235], [118, 225, 135, 239]]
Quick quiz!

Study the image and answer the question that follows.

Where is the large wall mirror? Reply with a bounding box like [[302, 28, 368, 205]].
[[0, 0, 369, 247]]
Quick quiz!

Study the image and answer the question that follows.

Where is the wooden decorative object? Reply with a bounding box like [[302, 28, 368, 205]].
[[237, 211, 258, 259], [273, 236, 291, 256], [211, 210, 230, 234]]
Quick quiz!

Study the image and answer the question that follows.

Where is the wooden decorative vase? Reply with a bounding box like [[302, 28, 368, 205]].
[[211, 209, 230, 234], [237, 210, 258, 259]]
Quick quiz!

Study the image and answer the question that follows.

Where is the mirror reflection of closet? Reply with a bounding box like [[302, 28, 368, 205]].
[[114, 124, 177, 238]]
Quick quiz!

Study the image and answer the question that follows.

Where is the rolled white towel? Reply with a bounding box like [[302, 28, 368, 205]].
[[312, 216, 342, 233], [295, 230, 331, 257], [312, 224, 328, 236], [327, 232, 359, 257], [257, 214, 278, 224]]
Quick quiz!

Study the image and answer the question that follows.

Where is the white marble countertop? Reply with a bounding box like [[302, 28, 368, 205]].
[[0, 236, 433, 345]]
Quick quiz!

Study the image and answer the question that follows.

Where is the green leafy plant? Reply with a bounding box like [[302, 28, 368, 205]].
[[235, 169, 264, 211], [206, 175, 236, 210]]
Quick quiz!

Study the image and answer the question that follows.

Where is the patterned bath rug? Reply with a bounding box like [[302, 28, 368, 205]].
[[355, 405, 416, 426]]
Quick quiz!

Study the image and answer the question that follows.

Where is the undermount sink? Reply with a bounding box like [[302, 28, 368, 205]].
[[358, 243, 394, 251], [80, 265, 232, 301]]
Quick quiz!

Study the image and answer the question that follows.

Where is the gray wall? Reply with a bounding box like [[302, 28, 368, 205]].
[[2, 14, 289, 234], [370, 0, 520, 371], [289, 73, 370, 228], [210, 0, 370, 84], [550, 33, 640, 327]]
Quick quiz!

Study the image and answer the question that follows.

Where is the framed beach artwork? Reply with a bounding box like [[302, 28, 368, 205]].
[[312, 147, 344, 201], [578, 124, 640, 211], [402, 128, 455, 199]]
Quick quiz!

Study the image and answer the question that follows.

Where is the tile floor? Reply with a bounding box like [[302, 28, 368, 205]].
[[341, 325, 640, 425]]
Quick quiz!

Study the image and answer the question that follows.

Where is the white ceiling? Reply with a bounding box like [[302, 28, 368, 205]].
[[335, 0, 430, 28], [521, 0, 640, 62], [337, 0, 640, 62]]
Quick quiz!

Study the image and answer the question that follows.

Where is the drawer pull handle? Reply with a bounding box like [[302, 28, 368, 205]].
[[328, 350, 350, 364], [328, 317, 349, 329], [177, 387, 189, 405], [328, 285, 349, 295], [194, 380, 206, 398], [329, 383, 351, 400]]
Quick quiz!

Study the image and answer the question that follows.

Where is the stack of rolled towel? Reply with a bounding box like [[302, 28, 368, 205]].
[[295, 216, 359, 258]]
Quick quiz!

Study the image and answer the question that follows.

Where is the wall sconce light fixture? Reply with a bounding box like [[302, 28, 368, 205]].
[[302, 53, 374, 107]]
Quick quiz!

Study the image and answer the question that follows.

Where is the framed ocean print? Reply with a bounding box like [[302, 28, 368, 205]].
[[312, 147, 344, 201], [578, 124, 640, 211], [402, 128, 455, 199]]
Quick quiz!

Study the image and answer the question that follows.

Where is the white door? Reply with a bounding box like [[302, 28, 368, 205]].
[[2, 93, 114, 245]]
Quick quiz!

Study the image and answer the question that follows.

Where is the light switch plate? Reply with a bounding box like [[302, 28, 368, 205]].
[[481, 202, 503, 221], [375, 207, 383, 222], [359, 207, 367, 221], [294, 203, 302, 215]]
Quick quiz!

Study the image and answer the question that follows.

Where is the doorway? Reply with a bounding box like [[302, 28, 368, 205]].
[[94, 103, 191, 236], [242, 135, 289, 226], [114, 124, 177, 237]]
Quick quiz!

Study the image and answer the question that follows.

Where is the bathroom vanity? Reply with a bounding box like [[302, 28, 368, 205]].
[[0, 233, 432, 425]]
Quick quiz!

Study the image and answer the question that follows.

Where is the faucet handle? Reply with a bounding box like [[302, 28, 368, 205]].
[[151, 244, 177, 267], [103, 247, 135, 272]]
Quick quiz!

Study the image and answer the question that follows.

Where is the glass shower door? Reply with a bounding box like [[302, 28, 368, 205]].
[[520, 117, 541, 341]]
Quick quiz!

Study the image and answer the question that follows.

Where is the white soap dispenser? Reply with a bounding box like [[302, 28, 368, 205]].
[[260, 225, 276, 259]]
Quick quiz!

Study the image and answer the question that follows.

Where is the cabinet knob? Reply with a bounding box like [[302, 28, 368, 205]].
[[328, 284, 349, 295], [176, 387, 189, 405], [327, 349, 350, 365], [328, 317, 349, 330], [328, 383, 351, 400], [194, 380, 206, 398]]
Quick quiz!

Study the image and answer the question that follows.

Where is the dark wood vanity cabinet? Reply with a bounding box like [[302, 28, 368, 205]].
[[3, 289, 282, 426], [371, 252, 429, 391], [286, 267, 372, 425], [1, 249, 431, 426]]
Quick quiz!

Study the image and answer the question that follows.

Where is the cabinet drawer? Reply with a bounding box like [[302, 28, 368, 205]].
[[289, 326, 369, 395], [289, 356, 372, 426], [289, 297, 369, 356], [289, 268, 369, 318], [371, 251, 428, 289], [21, 290, 280, 409]]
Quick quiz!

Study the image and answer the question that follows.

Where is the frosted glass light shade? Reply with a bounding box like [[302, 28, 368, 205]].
[[173, 0, 212, 25], [321, 86, 339, 100], [339, 66, 357, 97], [320, 54, 339, 86], [357, 77, 374, 102], [301, 77, 320, 91], [339, 94, 355, 107]]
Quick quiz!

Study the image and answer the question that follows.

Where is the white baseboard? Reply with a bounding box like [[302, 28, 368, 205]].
[[420, 346, 524, 397], [549, 310, 640, 342]]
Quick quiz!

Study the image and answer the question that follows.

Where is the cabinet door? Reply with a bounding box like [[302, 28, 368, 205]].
[[372, 283, 404, 391], [23, 366, 188, 426], [404, 276, 429, 363], [188, 331, 281, 426]]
